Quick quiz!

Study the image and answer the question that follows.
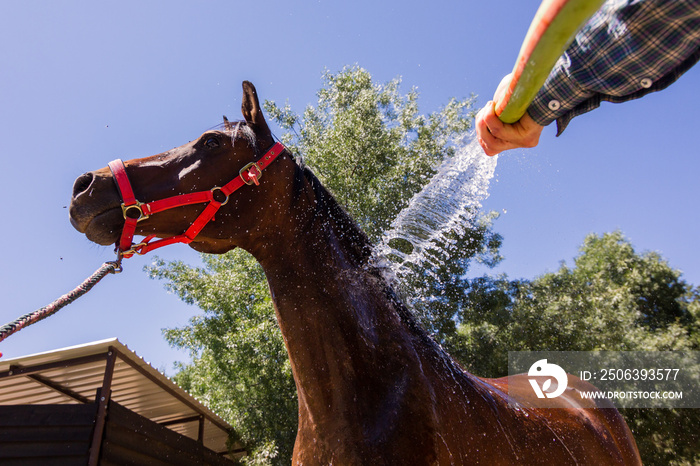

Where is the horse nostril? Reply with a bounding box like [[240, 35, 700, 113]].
[[72, 172, 94, 198]]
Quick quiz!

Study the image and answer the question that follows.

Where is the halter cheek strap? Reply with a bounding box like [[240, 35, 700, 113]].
[[108, 142, 286, 258]]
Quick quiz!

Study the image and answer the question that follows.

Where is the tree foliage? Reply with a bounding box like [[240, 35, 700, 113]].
[[456, 231, 699, 377], [151, 251, 297, 463], [265, 66, 475, 240], [456, 231, 700, 465]]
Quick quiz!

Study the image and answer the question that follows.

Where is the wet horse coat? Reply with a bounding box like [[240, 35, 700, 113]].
[[69, 82, 641, 465]]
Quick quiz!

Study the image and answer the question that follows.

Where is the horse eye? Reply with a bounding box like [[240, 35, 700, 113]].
[[205, 137, 220, 149]]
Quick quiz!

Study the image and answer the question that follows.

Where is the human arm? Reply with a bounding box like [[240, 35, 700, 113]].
[[477, 0, 700, 156]]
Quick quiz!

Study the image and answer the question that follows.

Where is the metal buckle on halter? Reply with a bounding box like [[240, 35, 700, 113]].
[[239, 162, 263, 186], [121, 202, 150, 222], [119, 241, 149, 257]]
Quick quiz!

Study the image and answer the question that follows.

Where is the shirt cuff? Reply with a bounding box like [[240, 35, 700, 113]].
[[527, 56, 596, 132]]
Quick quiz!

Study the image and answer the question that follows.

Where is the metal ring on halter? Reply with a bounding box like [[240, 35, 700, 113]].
[[210, 187, 230, 205], [121, 202, 150, 222], [106, 259, 124, 274]]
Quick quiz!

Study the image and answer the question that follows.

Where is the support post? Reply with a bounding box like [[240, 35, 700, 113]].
[[198, 415, 205, 445], [87, 347, 117, 466]]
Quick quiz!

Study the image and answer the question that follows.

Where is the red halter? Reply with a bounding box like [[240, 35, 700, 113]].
[[108, 142, 286, 258]]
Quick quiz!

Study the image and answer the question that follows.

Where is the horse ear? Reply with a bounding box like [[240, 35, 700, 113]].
[[223, 115, 233, 131], [241, 81, 271, 139]]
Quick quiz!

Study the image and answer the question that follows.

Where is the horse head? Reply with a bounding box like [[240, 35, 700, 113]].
[[69, 82, 295, 256]]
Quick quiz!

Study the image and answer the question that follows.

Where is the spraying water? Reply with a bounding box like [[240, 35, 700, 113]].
[[376, 136, 498, 284]]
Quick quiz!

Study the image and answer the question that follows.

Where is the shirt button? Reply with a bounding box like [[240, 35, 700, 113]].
[[548, 100, 561, 111], [640, 78, 653, 88]]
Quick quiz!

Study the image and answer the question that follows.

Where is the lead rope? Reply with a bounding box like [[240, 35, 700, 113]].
[[0, 259, 123, 357]]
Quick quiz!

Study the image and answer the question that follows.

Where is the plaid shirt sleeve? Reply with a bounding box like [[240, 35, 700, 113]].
[[528, 0, 700, 136]]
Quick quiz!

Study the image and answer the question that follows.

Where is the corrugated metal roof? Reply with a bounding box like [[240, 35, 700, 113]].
[[0, 338, 244, 459]]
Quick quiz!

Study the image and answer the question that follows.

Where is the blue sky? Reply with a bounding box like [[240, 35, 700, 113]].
[[1, 1, 698, 372]]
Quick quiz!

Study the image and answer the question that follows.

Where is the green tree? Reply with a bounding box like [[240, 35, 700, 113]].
[[507, 231, 698, 354], [149, 66, 499, 464], [265, 66, 476, 240], [152, 251, 297, 464], [456, 231, 700, 465]]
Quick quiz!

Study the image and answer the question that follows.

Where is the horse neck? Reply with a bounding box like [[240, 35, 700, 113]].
[[246, 167, 491, 437], [247, 170, 427, 417]]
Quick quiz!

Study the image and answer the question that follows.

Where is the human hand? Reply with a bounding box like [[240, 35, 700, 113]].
[[476, 74, 545, 156]]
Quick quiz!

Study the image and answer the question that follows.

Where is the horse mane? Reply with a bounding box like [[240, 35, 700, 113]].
[[292, 161, 449, 356], [293, 163, 374, 266]]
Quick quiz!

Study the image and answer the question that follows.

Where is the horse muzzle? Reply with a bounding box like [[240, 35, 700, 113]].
[[69, 169, 123, 245]]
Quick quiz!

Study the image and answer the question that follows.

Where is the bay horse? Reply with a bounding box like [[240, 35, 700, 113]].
[[69, 82, 641, 465]]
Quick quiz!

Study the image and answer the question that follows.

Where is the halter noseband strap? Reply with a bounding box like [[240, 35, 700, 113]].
[[108, 142, 286, 258]]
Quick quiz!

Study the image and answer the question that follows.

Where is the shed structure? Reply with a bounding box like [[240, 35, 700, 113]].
[[0, 338, 245, 465]]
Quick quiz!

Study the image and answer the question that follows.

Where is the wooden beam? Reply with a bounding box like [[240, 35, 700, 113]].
[[87, 347, 117, 466], [159, 415, 201, 427], [198, 415, 205, 445], [0, 353, 108, 380], [25, 372, 91, 404]]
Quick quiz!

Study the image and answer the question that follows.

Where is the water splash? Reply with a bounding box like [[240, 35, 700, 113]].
[[376, 136, 498, 281]]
